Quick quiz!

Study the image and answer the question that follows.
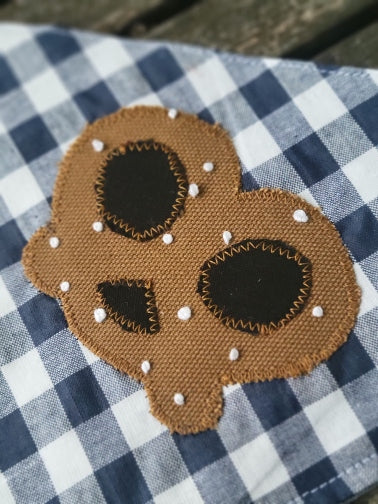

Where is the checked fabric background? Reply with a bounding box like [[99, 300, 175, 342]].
[[0, 23, 378, 504]]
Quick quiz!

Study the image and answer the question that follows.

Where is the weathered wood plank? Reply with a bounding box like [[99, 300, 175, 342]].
[[145, 0, 378, 58], [0, 0, 162, 32], [314, 22, 378, 68], [355, 486, 378, 504]]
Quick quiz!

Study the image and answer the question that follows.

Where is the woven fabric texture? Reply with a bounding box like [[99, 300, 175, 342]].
[[22, 105, 359, 434], [0, 22, 378, 503]]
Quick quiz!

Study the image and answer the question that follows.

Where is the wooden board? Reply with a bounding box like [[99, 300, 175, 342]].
[[0, 0, 162, 33], [355, 487, 378, 504], [315, 22, 378, 68], [145, 0, 378, 58]]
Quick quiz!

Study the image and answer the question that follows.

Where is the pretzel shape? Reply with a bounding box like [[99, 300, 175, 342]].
[[23, 106, 360, 434]]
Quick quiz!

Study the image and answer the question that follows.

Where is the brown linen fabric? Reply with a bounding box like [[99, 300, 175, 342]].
[[22, 106, 360, 434]]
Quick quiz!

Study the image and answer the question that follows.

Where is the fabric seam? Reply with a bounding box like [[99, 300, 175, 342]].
[[35, 24, 378, 80], [284, 452, 378, 504]]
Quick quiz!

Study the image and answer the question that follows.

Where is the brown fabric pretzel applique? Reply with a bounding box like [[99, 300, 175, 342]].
[[22, 106, 360, 434]]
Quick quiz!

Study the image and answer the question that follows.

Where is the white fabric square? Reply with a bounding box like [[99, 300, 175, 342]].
[[60, 137, 76, 155], [230, 432, 290, 500], [2, 348, 53, 407], [354, 264, 378, 317], [368, 69, 378, 87], [187, 57, 237, 107], [263, 58, 280, 69], [0, 25, 31, 52], [23, 68, 70, 114], [40, 430, 93, 494], [112, 390, 167, 450], [234, 121, 281, 169], [294, 80, 348, 130], [298, 187, 319, 208], [0, 275, 16, 317], [85, 39, 133, 78], [154, 477, 204, 504], [0, 472, 15, 504], [129, 93, 163, 107], [0, 166, 45, 218], [342, 148, 378, 203], [305, 389, 365, 455], [223, 383, 241, 397]]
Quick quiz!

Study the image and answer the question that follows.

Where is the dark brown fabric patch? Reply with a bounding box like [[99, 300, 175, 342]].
[[95, 141, 187, 241], [198, 239, 312, 334], [98, 279, 159, 335]]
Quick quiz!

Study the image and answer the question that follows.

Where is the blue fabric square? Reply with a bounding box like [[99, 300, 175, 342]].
[[74, 81, 119, 122], [37, 31, 81, 64], [193, 455, 247, 504], [0, 220, 26, 270], [242, 171, 260, 190], [243, 379, 302, 430], [240, 70, 290, 119], [368, 426, 378, 451], [292, 457, 337, 496], [336, 205, 378, 261], [138, 48, 183, 91], [18, 294, 67, 346], [292, 457, 352, 503], [95, 453, 152, 504], [173, 429, 227, 474], [351, 95, 378, 146], [46, 498, 60, 504], [55, 367, 109, 427], [10, 116, 57, 163], [197, 108, 215, 124], [284, 133, 340, 186], [0, 409, 37, 471], [0, 56, 18, 95], [327, 332, 375, 387]]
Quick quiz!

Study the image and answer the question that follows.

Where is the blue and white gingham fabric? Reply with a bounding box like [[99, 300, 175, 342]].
[[0, 23, 378, 504]]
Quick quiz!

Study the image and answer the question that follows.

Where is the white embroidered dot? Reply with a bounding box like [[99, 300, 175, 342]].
[[177, 306, 191, 321], [293, 209, 309, 223], [94, 308, 106, 323], [203, 161, 214, 173], [168, 108, 178, 119], [92, 139, 104, 152], [141, 360, 151, 374], [49, 236, 60, 248], [162, 233, 173, 245], [229, 348, 239, 361], [174, 393, 185, 406], [312, 306, 324, 317], [60, 281, 70, 292], [92, 221, 103, 232], [188, 183, 199, 197], [223, 230, 232, 245]]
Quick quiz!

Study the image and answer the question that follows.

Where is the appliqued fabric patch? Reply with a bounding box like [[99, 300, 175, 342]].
[[96, 141, 188, 240], [22, 105, 360, 434], [98, 279, 160, 334], [198, 239, 312, 334]]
